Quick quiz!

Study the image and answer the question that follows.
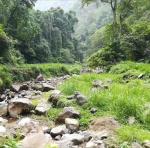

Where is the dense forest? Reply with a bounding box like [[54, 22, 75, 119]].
[[0, 0, 150, 66]]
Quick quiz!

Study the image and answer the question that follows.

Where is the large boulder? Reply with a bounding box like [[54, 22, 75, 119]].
[[8, 98, 34, 118], [0, 101, 8, 116], [55, 107, 80, 124]]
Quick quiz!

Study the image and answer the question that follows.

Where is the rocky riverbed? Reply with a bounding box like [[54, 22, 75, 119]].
[[0, 74, 150, 148]]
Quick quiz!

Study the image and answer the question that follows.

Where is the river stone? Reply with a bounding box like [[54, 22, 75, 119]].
[[92, 79, 104, 88], [74, 91, 87, 105], [42, 83, 55, 92], [0, 117, 8, 125], [35, 103, 50, 115], [50, 125, 69, 137], [65, 118, 79, 132], [11, 84, 21, 92], [0, 126, 6, 134], [0, 101, 8, 116], [8, 98, 34, 118], [61, 133, 84, 145], [55, 107, 80, 124], [86, 141, 97, 148], [32, 84, 43, 91], [90, 108, 97, 114], [79, 131, 92, 142], [36, 74, 44, 81], [143, 140, 150, 148], [20, 84, 29, 91], [0, 94, 6, 101], [18, 117, 31, 127]]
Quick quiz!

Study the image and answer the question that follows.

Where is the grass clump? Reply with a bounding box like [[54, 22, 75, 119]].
[[116, 125, 150, 144]]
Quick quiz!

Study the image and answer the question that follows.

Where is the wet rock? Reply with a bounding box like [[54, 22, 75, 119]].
[[11, 84, 21, 92], [89, 116, 120, 134], [50, 125, 69, 137], [74, 91, 87, 105], [55, 107, 80, 124], [65, 118, 79, 132], [90, 108, 97, 114], [8, 98, 34, 118], [35, 103, 50, 115], [42, 83, 55, 92], [0, 101, 8, 116], [36, 74, 44, 81], [0, 126, 6, 134]]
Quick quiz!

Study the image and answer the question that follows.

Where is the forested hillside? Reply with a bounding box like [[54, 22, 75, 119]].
[[0, 0, 82, 64]]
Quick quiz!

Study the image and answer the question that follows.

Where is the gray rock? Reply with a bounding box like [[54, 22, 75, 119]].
[[55, 140, 73, 148], [92, 79, 104, 88], [90, 108, 97, 114], [0, 117, 8, 125], [65, 118, 79, 132], [55, 107, 80, 124], [20, 84, 29, 91], [32, 84, 43, 91], [0, 101, 8, 116], [138, 73, 144, 79], [42, 83, 55, 92], [63, 75, 71, 80], [105, 78, 113, 83], [86, 141, 97, 148], [8, 98, 34, 118], [35, 103, 50, 115], [66, 95, 74, 100], [55, 135, 61, 140], [61, 133, 84, 145], [131, 142, 142, 148], [36, 74, 44, 81], [49, 90, 61, 101], [143, 140, 150, 148], [74, 91, 87, 105], [11, 84, 21, 92], [18, 117, 31, 127], [0, 94, 6, 101], [50, 125, 69, 137], [128, 116, 135, 125], [79, 131, 92, 142], [0, 125, 6, 134]]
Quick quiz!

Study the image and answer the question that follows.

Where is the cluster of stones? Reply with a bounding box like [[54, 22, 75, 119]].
[[0, 73, 150, 148]]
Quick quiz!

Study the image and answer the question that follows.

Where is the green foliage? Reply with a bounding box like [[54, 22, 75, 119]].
[[0, 135, 20, 148], [116, 125, 150, 144]]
